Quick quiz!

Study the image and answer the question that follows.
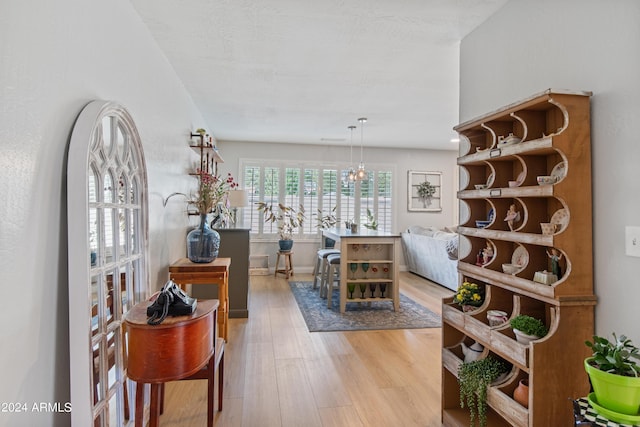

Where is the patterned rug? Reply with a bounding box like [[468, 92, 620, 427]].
[[289, 281, 441, 332]]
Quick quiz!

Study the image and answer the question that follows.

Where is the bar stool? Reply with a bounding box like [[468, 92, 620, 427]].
[[322, 253, 341, 308], [275, 251, 294, 279], [312, 248, 340, 290]]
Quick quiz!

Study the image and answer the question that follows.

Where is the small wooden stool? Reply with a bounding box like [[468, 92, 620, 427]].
[[275, 251, 294, 279]]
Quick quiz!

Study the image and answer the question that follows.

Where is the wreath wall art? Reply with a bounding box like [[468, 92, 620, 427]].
[[408, 170, 442, 211]]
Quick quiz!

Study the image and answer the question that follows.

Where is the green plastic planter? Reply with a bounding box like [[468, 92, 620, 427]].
[[585, 358, 640, 415]]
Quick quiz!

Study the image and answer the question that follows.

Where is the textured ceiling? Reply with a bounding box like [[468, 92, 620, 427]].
[[130, 0, 508, 150]]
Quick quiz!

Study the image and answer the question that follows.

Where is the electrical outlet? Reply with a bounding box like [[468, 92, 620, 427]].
[[625, 226, 640, 257]]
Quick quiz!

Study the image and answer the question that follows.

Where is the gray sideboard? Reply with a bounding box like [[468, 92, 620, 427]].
[[191, 227, 250, 318]]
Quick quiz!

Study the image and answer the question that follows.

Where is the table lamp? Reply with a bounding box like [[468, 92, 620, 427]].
[[228, 189, 249, 227]]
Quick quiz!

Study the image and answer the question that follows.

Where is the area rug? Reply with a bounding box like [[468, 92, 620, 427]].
[[289, 281, 441, 332]]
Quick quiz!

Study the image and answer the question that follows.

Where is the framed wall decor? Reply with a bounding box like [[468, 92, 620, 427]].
[[408, 170, 442, 212]]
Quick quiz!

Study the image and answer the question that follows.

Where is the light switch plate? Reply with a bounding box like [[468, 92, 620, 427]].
[[625, 226, 640, 257]]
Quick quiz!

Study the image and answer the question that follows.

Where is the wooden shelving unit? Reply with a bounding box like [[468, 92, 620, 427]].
[[323, 229, 401, 314], [340, 238, 399, 313], [442, 89, 595, 426], [188, 132, 224, 215], [189, 132, 224, 175]]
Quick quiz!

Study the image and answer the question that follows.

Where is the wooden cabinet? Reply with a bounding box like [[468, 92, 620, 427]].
[[442, 90, 596, 426], [340, 238, 400, 313], [323, 229, 400, 314], [189, 229, 251, 319], [217, 228, 250, 318]]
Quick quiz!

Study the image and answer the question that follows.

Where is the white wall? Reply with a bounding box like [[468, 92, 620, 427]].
[[459, 0, 640, 344], [0, 1, 207, 425], [218, 140, 458, 271]]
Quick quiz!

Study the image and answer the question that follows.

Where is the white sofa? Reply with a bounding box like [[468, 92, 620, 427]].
[[401, 226, 459, 291]]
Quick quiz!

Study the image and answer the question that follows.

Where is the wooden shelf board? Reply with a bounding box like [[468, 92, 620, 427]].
[[443, 407, 513, 427], [454, 89, 592, 132], [458, 226, 553, 247]]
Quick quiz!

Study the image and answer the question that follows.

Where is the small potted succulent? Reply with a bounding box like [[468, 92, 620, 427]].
[[458, 356, 509, 427], [509, 315, 548, 345], [584, 333, 640, 416]]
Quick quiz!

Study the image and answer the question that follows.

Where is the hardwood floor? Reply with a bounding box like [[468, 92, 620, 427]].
[[159, 271, 454, 427]]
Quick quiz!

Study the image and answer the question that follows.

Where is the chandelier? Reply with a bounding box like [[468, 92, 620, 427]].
[[347, 125, 357, 182], [355, 117, 368, 181]]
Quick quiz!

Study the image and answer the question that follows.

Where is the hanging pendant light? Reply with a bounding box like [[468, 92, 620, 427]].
[[347, 125, 357, 182], [356, 117, 368, 181]]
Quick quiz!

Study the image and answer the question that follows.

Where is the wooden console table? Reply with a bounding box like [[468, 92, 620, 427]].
[[169, 257, 230, 341], [125, 299, 224, 427]]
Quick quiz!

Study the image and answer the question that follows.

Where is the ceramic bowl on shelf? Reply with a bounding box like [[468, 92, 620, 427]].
[[498, 133, 522, 146], [502, 263, 519, 275], [508, 180, 519, 188], [533, 270, 558, 285], [537, 175, 555, 185], [475, 184, 487, 190], [476, 220, 491, 228]]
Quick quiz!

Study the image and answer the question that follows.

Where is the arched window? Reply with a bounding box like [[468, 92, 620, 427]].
[[67, 101, 149, 426]]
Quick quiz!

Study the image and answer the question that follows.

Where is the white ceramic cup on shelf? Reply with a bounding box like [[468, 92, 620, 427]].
[[540, 222, 559, 235], [487, 310, 509, 327]]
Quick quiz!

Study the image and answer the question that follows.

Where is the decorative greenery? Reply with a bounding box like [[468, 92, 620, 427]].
[[195, 128, 207, 135], [509, 315, 548, 338], [314, 206, 337, 230], [454, 281, 484, 307], [417, 180, 436, 199], [190, 170, 237, 215], [458, 356, 509, 427], [362, 208, 378, 230], [585, 333, 640, 377], [256, 201, 306, 240]]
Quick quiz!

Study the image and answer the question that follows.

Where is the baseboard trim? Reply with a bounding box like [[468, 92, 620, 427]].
[[229, 309, 249, 318]]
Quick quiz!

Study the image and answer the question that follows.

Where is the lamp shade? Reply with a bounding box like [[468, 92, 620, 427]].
[[228, 190, 249, 208]]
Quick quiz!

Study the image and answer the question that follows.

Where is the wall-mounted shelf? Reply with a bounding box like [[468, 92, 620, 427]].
[[190, 132, 224, 175], [186, 131, 225, 216]]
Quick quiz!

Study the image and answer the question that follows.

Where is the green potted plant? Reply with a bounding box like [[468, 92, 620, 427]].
[[256, 201, 306, 252], [458, 356, 509, 427], [454, 281, 485, 312], [509, 315, 548, 345], [584, 333, 640, 416], [314, 206, 337, 248], [362, 208, 378, 230]]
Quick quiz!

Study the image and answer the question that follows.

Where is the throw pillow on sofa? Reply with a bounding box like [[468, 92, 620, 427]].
[[445, 237, 458, 260]]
